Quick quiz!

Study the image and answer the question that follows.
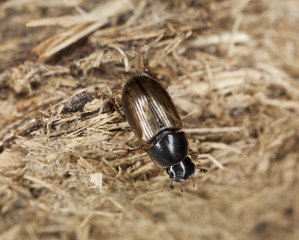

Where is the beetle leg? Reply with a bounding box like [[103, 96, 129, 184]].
[[113, 146, 147, 167], [118, 146, 146, 159], [142, 66, 158, 79], [189, 148, 197, 161], [141, 58, 158, 79], [101, 92, 125, 119], [189, 149, 208, 173], [191, 177, 196, 188], [180, 183, 184, 193], [170, 181, 174, 190]]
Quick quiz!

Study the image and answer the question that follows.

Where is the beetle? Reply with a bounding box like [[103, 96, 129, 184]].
[[121, 73, 204, 183]]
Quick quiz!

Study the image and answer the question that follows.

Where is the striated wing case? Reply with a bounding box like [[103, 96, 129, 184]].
[[121, 75, 182, 143]]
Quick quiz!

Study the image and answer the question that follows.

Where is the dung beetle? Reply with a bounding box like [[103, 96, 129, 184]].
[[121, 73, 198, 182]]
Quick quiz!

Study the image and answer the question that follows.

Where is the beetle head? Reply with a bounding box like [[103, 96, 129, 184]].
[[166, 157, 195, 182]]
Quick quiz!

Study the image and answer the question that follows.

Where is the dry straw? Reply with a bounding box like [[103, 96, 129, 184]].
[[0, 0, 298, 239]]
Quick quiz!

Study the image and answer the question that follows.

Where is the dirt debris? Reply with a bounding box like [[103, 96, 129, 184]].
[[0, 0, 298, 239]]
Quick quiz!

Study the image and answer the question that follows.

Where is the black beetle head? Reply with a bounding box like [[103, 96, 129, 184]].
[[166, 157, 195, 182]]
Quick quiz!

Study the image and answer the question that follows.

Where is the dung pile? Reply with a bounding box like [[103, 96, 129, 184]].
[[0, 0, 298, 239]]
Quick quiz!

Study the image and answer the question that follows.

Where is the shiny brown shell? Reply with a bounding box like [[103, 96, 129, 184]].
[[121, 75, 182, 143]]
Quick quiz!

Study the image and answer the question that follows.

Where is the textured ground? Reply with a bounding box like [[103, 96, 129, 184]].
[[0, 0, 298, 239]]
